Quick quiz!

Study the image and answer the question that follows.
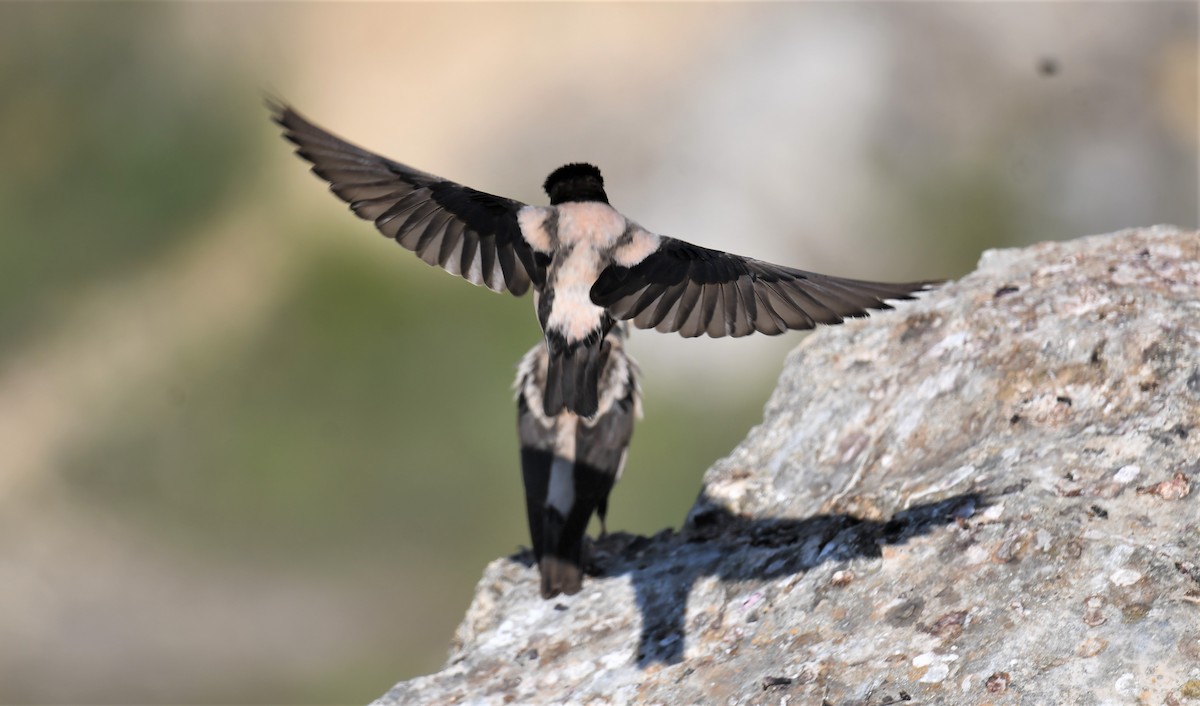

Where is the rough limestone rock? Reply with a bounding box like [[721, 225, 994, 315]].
[[376, 226, 1200, 706]]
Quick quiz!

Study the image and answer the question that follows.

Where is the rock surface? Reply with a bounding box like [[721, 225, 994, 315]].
[[375, 226, 1200, 706]]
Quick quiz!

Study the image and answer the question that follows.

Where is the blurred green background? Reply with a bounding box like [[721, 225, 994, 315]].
[[0, 3, 1194, 704]]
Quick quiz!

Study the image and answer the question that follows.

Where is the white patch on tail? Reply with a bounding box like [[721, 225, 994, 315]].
[[547, 457, 576, 517], [547, 414, 579, 516]]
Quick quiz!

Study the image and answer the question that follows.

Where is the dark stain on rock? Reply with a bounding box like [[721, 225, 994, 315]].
[[918, 609, 969, 640], [998, 478, 1031, 496], [1152, 424, 1190, 445], [1187, 369, 1200, 395], [1176, 562, 1200, 585], [992, 533, 1028, 563], [986, 671, 1012, 693], [1178, 633, 1200, 662], [1122, 603, 1152, 623], [1056, 482, 1082, 497], [886, 597, 925, 627], [900, 312, 941, 343], [1083, 595, 1107, 626], [537, 639, 571, 667]]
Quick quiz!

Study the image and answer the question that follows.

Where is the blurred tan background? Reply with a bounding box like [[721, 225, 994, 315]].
[[0, 3, 1195, 703]]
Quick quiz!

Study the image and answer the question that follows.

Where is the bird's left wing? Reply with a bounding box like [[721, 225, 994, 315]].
[[271, 101, 544, 295], [592, 232, 935, 338]]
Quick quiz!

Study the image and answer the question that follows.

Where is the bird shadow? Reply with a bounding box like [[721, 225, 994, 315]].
[[516, 490, 983, 667]]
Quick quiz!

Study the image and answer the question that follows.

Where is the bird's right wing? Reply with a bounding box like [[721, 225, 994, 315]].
[[592, 233, 936, 338], [271, 101, 544, 295]]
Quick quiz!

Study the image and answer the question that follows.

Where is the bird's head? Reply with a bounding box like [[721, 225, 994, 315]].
[[543, 163, 609, 205]]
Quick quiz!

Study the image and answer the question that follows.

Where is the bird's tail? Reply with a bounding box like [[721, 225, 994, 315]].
[[543, 337, 609, 418], [536, 472, 605, 599], [521, 450, 616, 599], [520, 448, 587, 599]]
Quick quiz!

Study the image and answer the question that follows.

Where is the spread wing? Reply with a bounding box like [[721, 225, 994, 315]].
[[592, 235, 935, 338], [271, 101, 543, 295]]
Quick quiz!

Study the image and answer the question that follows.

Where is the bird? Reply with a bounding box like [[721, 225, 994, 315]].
[[515, 324, 639, 598], [270, 101, 935, 597], [270, 102, 933, 420]]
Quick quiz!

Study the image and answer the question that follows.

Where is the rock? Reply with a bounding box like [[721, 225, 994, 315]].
[[374, 226, 1200, 706]]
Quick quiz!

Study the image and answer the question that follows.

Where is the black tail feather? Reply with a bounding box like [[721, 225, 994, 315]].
[[519, 447, 590, 599], [519, 447, 554, 562], [539, 509, 586, 599], [526, 459, 619, 599], [543, 338, 610, 418]]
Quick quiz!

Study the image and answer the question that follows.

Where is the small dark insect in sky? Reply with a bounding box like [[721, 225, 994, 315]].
[[1038, 56, 1060, 77]]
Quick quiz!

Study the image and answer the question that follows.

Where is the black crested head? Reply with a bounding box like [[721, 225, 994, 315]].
[[543, 163, 609, 205]]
